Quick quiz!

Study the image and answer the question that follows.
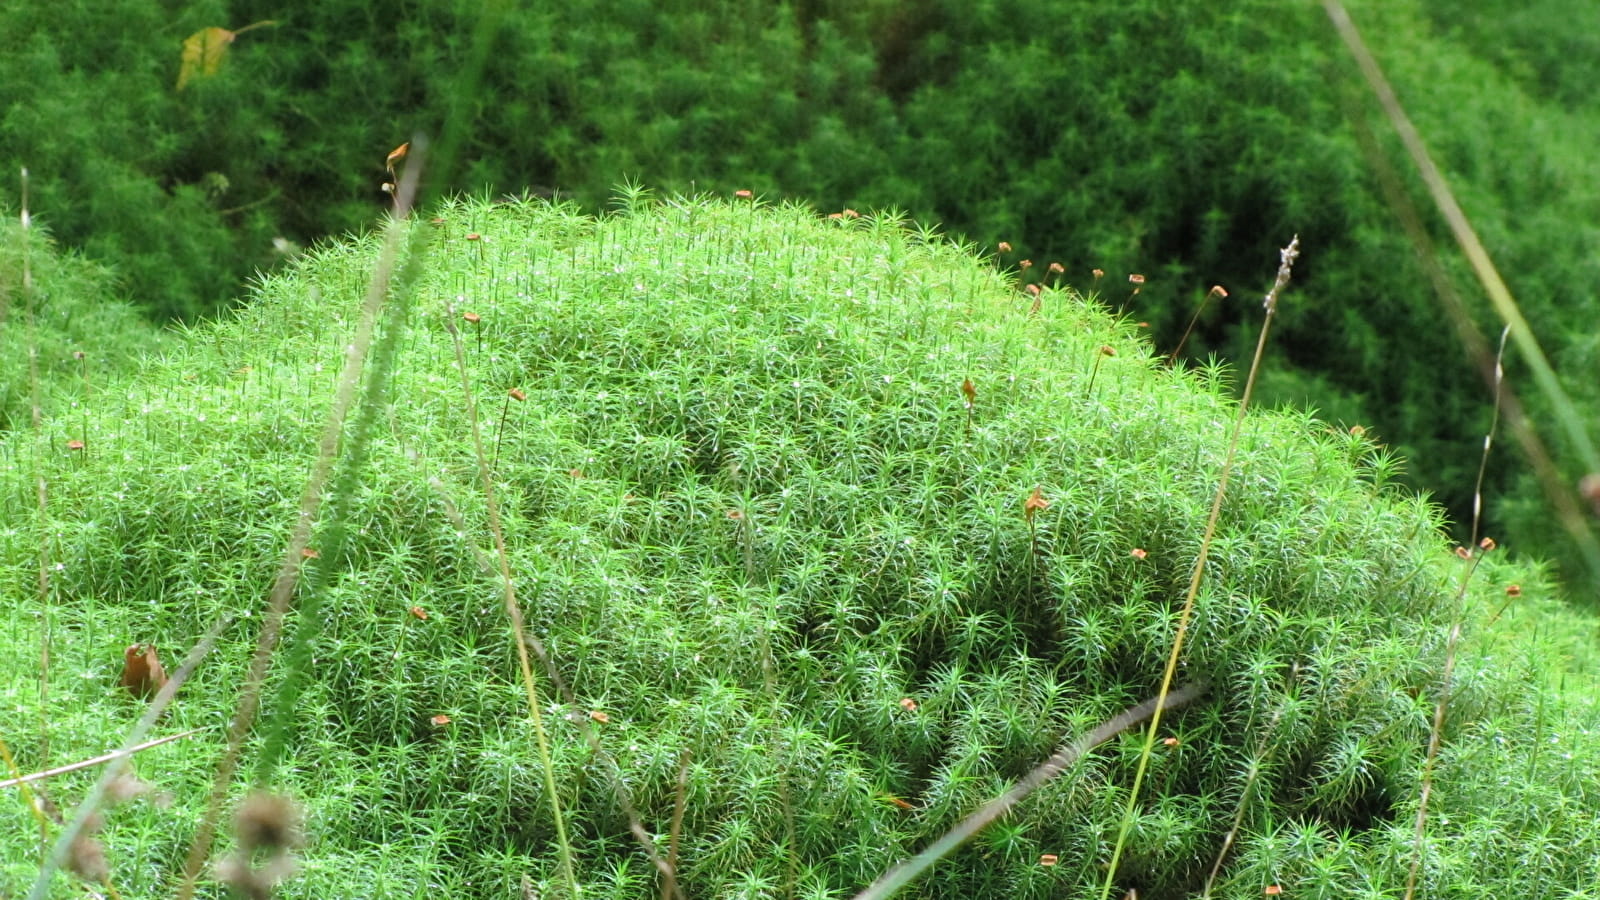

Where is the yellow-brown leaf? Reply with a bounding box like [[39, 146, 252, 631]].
[[178, 27, 236, 90]]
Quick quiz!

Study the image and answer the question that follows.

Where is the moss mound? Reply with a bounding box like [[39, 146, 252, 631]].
[[0, 214, 167, 431], [2, 195, 1596, 898]]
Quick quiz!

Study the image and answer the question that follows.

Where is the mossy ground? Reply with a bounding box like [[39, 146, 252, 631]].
[[2, 195, 1598, 898]]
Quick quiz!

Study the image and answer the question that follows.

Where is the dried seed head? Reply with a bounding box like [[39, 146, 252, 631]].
[[67, 832, 109, 883], [106, 771, 155, 805], [234, 791, 301, 855]]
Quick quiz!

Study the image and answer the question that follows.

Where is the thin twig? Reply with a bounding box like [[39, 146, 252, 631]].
[[1, 729, 207, 791], [172, 145, 427, 900], [852, 682, 1208, 900], [1099, 236, 1298, 900]]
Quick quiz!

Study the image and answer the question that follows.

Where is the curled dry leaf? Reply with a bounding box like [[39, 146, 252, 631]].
[[120, 643, 169, 700], [386, 142, 409, 175], [1024, 486, 1050, 522]]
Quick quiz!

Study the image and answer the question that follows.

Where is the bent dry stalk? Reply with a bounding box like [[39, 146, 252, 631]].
[[853, 681, 1208, 900]]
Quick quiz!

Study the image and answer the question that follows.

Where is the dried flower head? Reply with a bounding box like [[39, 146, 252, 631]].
[[216, 792, 302, 900]]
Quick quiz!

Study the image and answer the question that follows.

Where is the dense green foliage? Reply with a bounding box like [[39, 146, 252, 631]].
[[3, 197, 1597, 898], [0, 215, 168, 431], [2, 0, 1596, 593]]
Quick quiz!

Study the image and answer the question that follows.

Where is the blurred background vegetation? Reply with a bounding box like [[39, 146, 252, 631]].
[[2, 0, 1596, 598]]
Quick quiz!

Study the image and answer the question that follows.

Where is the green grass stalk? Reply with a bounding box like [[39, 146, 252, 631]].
[[1098, 236, 1299, 900]]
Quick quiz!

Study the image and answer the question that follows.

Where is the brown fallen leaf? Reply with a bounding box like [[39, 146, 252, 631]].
[[119, 643, 169, 700]]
